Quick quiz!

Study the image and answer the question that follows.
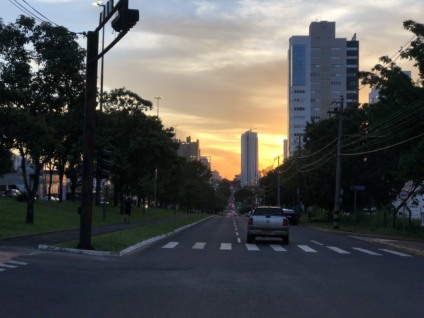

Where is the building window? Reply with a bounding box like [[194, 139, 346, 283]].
[[292, 44, 306, 86]]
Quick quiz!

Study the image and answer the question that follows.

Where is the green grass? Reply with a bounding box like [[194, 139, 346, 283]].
[[303, 211, 424, 240], [0, 198, 212, 251], [59, 215, 209, 252]]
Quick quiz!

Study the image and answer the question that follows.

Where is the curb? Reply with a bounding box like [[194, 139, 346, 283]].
[[37, 215, 214, 257]]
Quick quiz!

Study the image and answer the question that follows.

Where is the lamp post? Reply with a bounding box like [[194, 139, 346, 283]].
[[154, 96, 163, 117]]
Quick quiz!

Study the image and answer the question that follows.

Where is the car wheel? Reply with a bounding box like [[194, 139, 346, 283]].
[[246, 235, 254, 243], [282, 235, 289, 244]]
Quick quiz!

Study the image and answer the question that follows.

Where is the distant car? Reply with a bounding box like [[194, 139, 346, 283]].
[[283, 208, 298, 225], [247, 206, 289, 244], [3, 189, 21, 197]]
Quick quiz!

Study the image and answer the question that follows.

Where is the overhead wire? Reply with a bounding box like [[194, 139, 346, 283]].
[[8, 0, 85, 37]]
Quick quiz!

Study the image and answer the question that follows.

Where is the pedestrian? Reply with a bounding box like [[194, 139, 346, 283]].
[[124, 196, 132, 223]]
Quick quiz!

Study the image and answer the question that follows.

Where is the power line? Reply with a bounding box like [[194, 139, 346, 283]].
[[341, 131, 424, 157], [9, 0, 43, 23], [8, 0, 85, 36], [22, 0, 60, 27]]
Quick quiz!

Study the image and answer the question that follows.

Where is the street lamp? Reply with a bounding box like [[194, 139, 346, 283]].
[[93, 1, 105, 112], [154, 96, 163, 117]]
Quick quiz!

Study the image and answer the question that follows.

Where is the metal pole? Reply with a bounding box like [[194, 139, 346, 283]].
[[333, 96, 344, 230], [100, 26, 104, 111], [79, 30, 99, 250]]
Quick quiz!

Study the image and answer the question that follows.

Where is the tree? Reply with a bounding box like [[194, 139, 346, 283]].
[[0, 16, 85, 222]]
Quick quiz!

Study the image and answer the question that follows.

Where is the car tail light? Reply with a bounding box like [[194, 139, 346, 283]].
[[283, 218, 289, 226], [248, 217, 253, 225]]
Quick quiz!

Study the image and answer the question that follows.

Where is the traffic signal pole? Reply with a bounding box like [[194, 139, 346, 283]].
[[78, 0, 139, 249], [78, 30, 99, 250]]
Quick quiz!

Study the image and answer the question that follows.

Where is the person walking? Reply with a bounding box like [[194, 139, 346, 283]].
[[124, 196, 132, 223]]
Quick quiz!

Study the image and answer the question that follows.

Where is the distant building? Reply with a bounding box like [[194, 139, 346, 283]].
[[177, 136, 200, 161], [0, 154, 65, 199], [241, 130, 258, 187], [288, 21, 359, 155]]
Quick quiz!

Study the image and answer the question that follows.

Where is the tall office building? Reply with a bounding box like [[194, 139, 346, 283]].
[[288, 21, 359, 155], [177, 136, 200, 161], [241, 130, 258, 187]]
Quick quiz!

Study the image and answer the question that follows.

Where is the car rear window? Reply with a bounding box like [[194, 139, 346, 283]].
[[253, 208, 284, 216]]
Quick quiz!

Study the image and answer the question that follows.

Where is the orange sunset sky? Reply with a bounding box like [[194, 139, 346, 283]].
[[4, 0, 422, 180]]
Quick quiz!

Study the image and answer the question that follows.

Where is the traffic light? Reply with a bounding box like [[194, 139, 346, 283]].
[[98, 148, 113, 179], [111, 7, 139, 32]]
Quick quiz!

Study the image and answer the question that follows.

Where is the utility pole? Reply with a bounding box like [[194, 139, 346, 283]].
[[277, 156, 281, 207], [330, 95, 345, 230], [297, 136, 302, 220]]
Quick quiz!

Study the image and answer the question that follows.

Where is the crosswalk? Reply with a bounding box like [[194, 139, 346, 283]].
[[161, 241, 412, 257], [0, 260, 28, 273]]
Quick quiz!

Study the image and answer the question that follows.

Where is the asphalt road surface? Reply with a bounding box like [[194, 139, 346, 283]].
[[1, 216, 423, 318]]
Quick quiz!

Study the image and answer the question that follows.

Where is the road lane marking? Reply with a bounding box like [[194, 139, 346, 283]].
[[298, 245, 317, 253], [192, 242, 206, 250], [327, 246, 351, 254], [237, 238, 241, 243], [162, 242, 179, 249], [245, 244, 260, 251], [220, 243, 232, 250], [352, 248, 382, 256], [311, 240, 324, 246], [379, 249, 412, 257], [270, 244, 287, 252]]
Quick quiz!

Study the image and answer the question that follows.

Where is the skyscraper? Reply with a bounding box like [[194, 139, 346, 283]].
[[288, 21, 359, 155], [241, 130, 258, 187]]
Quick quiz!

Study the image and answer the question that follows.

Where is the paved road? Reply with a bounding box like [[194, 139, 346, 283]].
[[1, 216, 423, 318]]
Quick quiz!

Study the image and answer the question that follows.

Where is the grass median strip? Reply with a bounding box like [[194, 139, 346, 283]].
[[58, 214, 210, 252]]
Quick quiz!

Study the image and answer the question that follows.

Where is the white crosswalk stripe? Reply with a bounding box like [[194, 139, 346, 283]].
[[0, 263, 18, 269], [298, 245, 317, 253], [270, 244, 287, 252], [192, 242, 206, 250], [379, 249, 412, 257], [245, 244, 260, 251], [220, 243, 232, 250], [159, 241, 413, 257], [352, 247, 382, 256], [7, 260, 28, 266], [162, 242, 179, 249], [327, 246, 351, 254], [0, 260, 28, 273]]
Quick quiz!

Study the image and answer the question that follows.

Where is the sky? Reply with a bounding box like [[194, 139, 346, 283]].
[[3, 0, 423, 180]]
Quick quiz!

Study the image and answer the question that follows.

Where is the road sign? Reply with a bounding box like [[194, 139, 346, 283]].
[[399, 190, 409, 201]]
